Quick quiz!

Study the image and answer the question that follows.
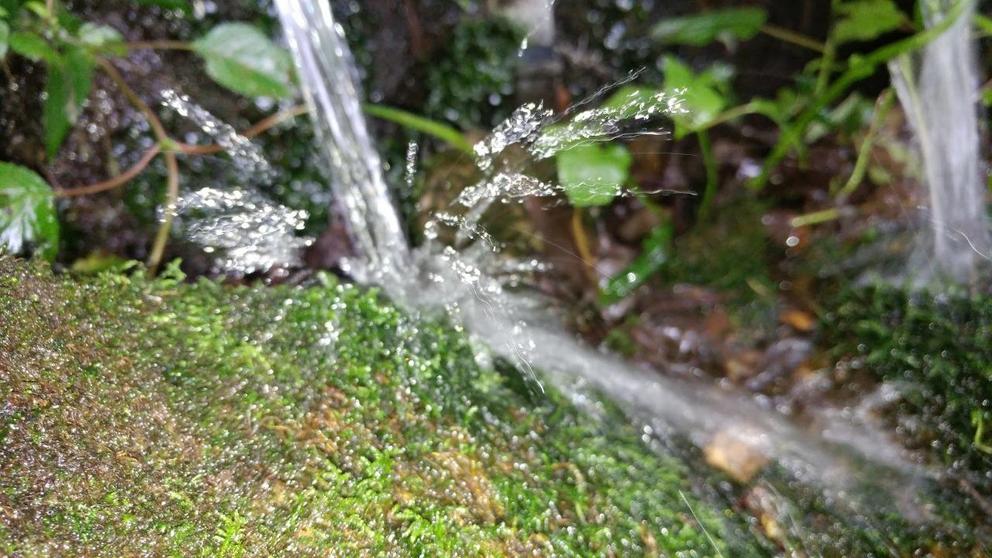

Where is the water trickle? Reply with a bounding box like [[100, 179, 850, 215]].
[[889, 0, 990, 282]]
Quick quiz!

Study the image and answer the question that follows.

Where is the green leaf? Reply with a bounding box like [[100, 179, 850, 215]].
[[77, 22, 125, 54], [663, 56, 727, 137], [43, 47, 94, 158], [363, 103, 472, 154], [0, 162, 59, 260], [600, 223, 672, 305], [192, 23, 294, 98], [601, 85, 669, 118], [832, 0, 907, 44], [651, 7, 767, 46], [557, 143, 632, 207], [9, 30, 59, 64], [0, 21, 8, 58], [135, 0, 190, 11]]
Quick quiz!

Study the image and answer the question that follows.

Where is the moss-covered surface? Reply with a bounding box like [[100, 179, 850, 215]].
[[826, 285, 992, 486], [0, 257, 736, 556]]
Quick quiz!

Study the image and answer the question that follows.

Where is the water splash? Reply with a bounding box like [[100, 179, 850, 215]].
[[272, 0, 952, 541], [472, 88, 685, 171], [173, 187, 312, 274], [161, 90, 273, 180], [889, 0, 990, 282]]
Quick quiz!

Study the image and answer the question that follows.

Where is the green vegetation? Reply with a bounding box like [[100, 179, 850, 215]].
[[0, 257, 731, 556], [827, 284, 992, 480], [424, 17, 521, 131]]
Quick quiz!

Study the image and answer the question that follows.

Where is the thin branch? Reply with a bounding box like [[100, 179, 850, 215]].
[[760, 24, 827, 53], [96, 58, 170, 141], [177, 104, 310, 155], [55, 145, 161, 198], [61, 106, 310, 195], [147, 151, 180, 276], [836, 88, 895, 200], [570, 209, 597, 281], [126, 40, 195, 51]]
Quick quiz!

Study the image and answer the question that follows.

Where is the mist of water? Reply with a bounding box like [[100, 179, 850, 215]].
[[889, 0, 990, 282]]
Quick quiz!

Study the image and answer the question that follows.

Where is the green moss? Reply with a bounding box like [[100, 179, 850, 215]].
[[826, 284, 992, 483], [425, 17, 522, 131], [0, 257, 731, 556]]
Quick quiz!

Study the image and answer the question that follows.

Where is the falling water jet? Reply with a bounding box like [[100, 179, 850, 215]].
[[275, 0, 410, 282], [889, 0, 990, 283]]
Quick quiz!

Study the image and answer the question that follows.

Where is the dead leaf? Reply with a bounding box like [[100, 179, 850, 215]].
[[704, 430, 769, 483]]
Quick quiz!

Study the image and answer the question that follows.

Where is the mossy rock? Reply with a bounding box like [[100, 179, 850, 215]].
[[0, 257, 735, 556], [826, 284, 992, 487]]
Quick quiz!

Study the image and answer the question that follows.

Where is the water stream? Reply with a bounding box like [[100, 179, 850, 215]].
[[275, 0, 410, 281], [890, 0, 990, 282], [271, 0, 972, 544]]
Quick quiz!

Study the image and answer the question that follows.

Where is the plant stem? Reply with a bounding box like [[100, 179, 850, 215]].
[[814, 39, 836, 98], [126, 40, 194, 51], [836, 88, 895, 200], [55, 145, 161, 197], [695, 130, 718, 224], [692, 101, 776, 133], [363, 103, 474, 155], [178, 104, 309, 155], [97, 58, 170, 142], [570, 208, 597, 280], [760, 24, 826, 53], [749, 0, 968, 190], [147, 151, 179, 276], [790, 207, 843, 228]]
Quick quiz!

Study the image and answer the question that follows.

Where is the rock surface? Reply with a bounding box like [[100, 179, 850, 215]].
[[0, 258, 730, 556]]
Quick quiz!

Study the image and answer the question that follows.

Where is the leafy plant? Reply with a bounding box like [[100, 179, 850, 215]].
[[651, 7, 767, 47], [0, 0, 298, 266], [0, 162, 59, 261], [557, 143, 633, 208], [191, 23, 294, 99]]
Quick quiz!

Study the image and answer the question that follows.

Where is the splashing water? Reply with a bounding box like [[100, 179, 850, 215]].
[[172, 187, 312, 274], [889, 0, 990, 282], [273, 0, 961, 541], [161, 90, 274, 181], [160, 89, 312, 274]]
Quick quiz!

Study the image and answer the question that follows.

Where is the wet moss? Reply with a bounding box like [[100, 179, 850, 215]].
[[826, 284, 992, 487], [424, 17, 522, 131], [0, 257, 730, 556]]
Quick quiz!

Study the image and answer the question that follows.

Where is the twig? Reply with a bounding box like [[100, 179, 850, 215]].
[[126, 40, 194, 51], [177, 104, 309, 155], [760, 23, 826, 53], [96, 58, 170, 141], [570, 208, 597, 281], [836, 88, 895, 200], [55, 145, 161, 197], [146, 151, 179, 276], [59, 106, 310, 195]]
